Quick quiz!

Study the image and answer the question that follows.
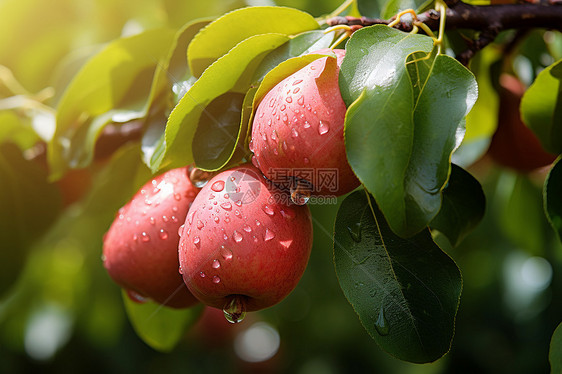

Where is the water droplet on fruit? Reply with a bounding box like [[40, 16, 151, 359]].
[[282, 113, 288, 123], [171, 216, 178, 223], [212, 259, 221, 269], [144, 199, 152, 206], [234, 210, 242, 218], [264, 229, 275, 241], [280, 104, 286, 111], [199, 271, 206, 278], [291, 128, 299, 138], [193, 236, 201, 247], [149, 216, 155, 225], [255, 219, 261, 226], [159, 229, 168, 240], [253, 236, 258, 242], [211, 180, 225, 192], [197, 220, 204, 229], [280, 208, 295, 220], [282, 141, 288, 151], [262, 205, 275, 216], [318, 120, 330, 135], [189, 167, 215, 188], [347, 222, 362, 242], [271, 130, 278, 142], [212, 276, 221, 284], [235, 200, 242, 207], [261, 132, 267, 142], [132, 233, 138, 241], [233, 230, 243, 243], [273, 148, 279, 156], [178, 224, 184, 237], [141, 232, 150, 242], [375, 307, 390, 336], [127, 290, 148, 304], [221, 202, 232, 210], [303, 157, 310, 164], [297, 96, 304, 105], [259, 111, 264, 118], [251, 155, 260, 168], [223, 233, 229, 241], [220, 246, 233, 260], [174, 193, 182, 201], [285, 96, 292, 103], [223, 296, 246, 323], [310, 65, 316, 70], [249, 139, 254, 152], [290, 182, 311, 205], [293, 79, 303, 86], [178, 266, 183, 275], [243, 224, 252, 233], [214, 216, 220, 223], [162, 215, 170, 223], [223, 193, 230, 199]]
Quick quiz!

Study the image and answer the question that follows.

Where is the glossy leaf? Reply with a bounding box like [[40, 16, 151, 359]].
[[192, 92, 245, 170], [544, 156, 562, 242], [333, 190, 462, 363], [50, 29, 176, 178], [381, 0, 429, 19], [551, 322, 562, 373], [252, 30, 336, 83], [141, 19, 211, 168], [0, 143, 61, 296], [340, 26, 433, 237], [122, 291, 203, 352], [404, 52, 478, 233], [187, 6, 319, 78], [430, 164, 486, 247], [521, 59, 562, 154], [155, 33, 289, 172]]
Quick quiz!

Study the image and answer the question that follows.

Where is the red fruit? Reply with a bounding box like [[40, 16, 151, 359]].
[[487, 74, 557, 172], [178, 164, 312, 321], [250, 49, 359, 197], [103, 167, 200, 308]]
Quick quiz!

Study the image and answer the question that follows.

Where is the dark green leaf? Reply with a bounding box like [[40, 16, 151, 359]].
[[340, 26, 433, 237], [520, 59, 562, 154], [550, 322, 562, 373], [381, 0, 430, 19], [498, 172, 548, 255], [0, 143, 61, 296], [333, 190, 462, 363], [187, 6, 319, 78], [544, 156, 562, 242], [430, 164, 485, 247], [155, 33, 289, 172], [192, 92, 245, 170], [404, 53, 478, 232], [357, 0, 388, 18], [50, 28, 176, 178], [122, 290, 203, 352]]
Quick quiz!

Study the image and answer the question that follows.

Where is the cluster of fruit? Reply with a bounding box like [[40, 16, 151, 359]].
[[102, 49, 359, 323]]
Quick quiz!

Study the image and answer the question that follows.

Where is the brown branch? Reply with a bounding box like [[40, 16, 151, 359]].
[[327, 2, 562, 63]]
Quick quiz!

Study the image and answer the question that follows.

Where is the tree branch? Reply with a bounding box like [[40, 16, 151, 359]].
[[327, 2, 562, 64]]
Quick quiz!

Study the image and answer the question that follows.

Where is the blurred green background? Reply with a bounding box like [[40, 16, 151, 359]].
[[1, 0, 561, 373]]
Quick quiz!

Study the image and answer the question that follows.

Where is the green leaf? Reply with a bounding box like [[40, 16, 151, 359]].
[[497, 172, 548, 255], [50, 28, 176, 178], [0, 142, 61, 296], [141, 19, 211, 168], [156, 33, 289, 172], [551, 322, 562, 373], [252, 30, 336, 83], [340, 26, 433, 237], [521, 59, 562, 154], [192, 92, 245, 170], [544, 156, 562, 242], [187, 6, 319, 78], [122, 290, 203, 352], [381, 0, 429, 19], [357, 0, 388, 18], [404, 52, 478, 233], [333, 190, 462, 363], [430, 164, 486, 247]]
